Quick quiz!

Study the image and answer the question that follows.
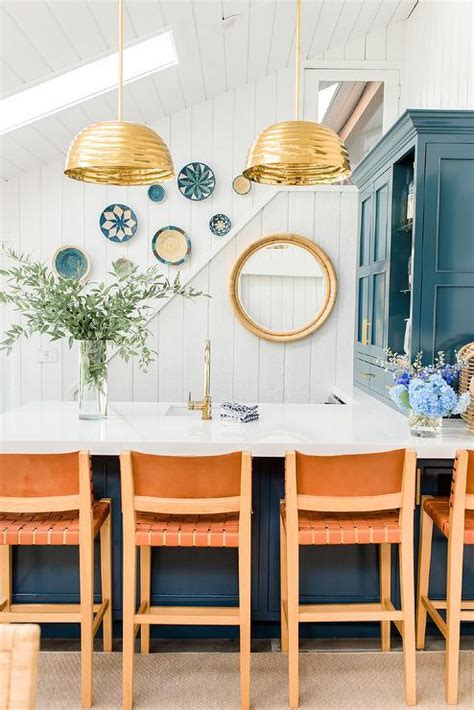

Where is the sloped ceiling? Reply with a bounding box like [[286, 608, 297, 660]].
[[0, 0, 416, 180]]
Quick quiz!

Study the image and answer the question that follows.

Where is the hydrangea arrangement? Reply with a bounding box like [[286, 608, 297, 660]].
[[384, 350, 470, 436]]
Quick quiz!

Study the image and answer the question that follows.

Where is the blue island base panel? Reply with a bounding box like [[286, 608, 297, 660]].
[[10, 457, 474, 639]]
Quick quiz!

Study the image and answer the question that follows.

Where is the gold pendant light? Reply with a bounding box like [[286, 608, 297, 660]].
[[65, 0, 174, 185], [243, 0, 351, 185]]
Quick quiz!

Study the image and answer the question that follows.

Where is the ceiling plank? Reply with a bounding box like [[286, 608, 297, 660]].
[[222, 0, 251, 89], [161, 0, 206, 106], [346, 0, 384, 45], [46, 0, 109, 60], [308, 0, 345, 58], [0, 135, 41, 173], [318, 1, 365, 57], [13, 125, 65, 163], [267, 0, 295, 73], [0, 7, 52, 85], [247, 0, 277, 82], [191, 0, 226, 98], [4, 1, 80, 70], [0, 59, 23, 97], [86, 0, 136, 45], [390, 0, 418, 24]]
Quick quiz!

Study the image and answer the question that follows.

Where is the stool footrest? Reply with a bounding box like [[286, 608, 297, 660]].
[[298, 602, 404, 623], [0, 602, 107, 625], [134, 605, 241, 626]]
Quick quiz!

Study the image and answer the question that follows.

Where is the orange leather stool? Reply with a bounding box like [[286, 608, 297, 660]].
[[0, 451, 112, 708], [416, 449, 474, 705], [280, 449, 417, 708], [120, 451, 252, 710]]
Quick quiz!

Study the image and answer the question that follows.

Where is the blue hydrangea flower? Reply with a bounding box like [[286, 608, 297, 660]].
[[390, 384, 409, 410], [394, 371, 411, 386], [408, 375, 458, 418]]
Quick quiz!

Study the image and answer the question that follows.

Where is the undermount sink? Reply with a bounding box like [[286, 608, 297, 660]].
[[165, 405, 201, 417]]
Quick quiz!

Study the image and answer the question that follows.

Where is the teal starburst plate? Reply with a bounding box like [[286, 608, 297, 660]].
[[177, 162, 215, 201]]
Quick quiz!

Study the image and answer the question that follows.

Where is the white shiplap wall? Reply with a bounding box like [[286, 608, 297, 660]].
[[400, 0, 474, 111], [0, 66, 358, 410]]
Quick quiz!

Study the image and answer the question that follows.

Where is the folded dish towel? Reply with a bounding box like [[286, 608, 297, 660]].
[[218, 402, 259, 423]]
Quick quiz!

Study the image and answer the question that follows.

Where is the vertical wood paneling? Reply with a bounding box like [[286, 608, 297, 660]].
[[400, 0, 473, 112], [0, 66, 358, 411]]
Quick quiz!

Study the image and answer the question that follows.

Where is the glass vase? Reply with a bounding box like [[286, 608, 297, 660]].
[[78, 340, 108, 420], [408, 409, 442, 438]]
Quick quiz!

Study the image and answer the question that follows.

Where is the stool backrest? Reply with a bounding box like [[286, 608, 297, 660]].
[[450, 449, 474, 512], [0, 451, 92, 514], [289, 449, 415, 513], [120, 451, 251, 516]]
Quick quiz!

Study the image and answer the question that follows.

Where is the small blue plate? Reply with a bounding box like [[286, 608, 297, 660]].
[[147, 184, 166, 202], [53, 245, 89, 281], [209, 213, 231, 237], [100, 204, 138, 243]]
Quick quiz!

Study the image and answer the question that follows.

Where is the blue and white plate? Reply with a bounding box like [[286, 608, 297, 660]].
[[152, 226, 191, 266], [177, 162, 215, 201], [53, 245, 89, 281], [100, 204, 138, 242], [209, 213, 231, 237], [147, 184, 166, 203]]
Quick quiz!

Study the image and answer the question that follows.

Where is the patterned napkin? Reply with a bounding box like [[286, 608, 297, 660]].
[[218, 402, 259, 423]]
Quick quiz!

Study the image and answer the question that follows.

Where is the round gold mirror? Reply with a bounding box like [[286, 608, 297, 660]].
[[229, 233, 337, 342]]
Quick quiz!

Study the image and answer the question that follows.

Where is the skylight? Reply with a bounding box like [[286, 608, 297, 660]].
[[0, 30, 178, 135], [318, 82, 339, 123]]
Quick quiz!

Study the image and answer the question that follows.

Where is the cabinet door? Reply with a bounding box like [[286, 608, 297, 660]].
[[416, 143, 474, 361], [355, 171, 392, 360], [355, 189, 373, 354], [369, 171, 391, 358]]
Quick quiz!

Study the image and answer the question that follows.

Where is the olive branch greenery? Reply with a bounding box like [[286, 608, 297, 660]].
[[0, 244, 207, 386]]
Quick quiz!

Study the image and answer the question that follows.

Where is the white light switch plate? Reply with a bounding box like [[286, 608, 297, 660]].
[[37, 348, 58, 363]]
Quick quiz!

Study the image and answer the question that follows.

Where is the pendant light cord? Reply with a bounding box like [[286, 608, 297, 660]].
[[295, 0, 301, 121], [118, 0, 124, 122]]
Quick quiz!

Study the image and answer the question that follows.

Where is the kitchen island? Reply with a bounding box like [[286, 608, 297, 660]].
[[1, 395, 472, 639]]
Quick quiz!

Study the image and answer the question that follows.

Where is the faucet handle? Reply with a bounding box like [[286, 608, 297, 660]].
[[188, 390, 192, 402]]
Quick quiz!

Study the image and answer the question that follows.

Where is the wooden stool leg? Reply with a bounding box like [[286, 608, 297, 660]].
[[380, 543, 391, 651], [239, 523, 251, 709], [280, 513, 288, 653], [0, 545, 12, 613], [445, 531, 464, 704], [287, 540, 299, 708], [399, 539, 416, 706], [100, 510, 113, 652], [79, 535, 94, 708], [416, 508, 433, 650], [123, 541, 136, 710], [140, 546, 151, 654]]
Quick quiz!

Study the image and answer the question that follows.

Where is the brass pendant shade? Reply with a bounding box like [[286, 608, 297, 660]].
[[64, 0, 174, 186], [65, 121, 174, 185], [244, 0, 351, 185], [243, 120, 351, 185]]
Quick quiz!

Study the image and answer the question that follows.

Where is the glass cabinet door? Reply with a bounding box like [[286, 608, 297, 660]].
[[355, 170, 392, 358]]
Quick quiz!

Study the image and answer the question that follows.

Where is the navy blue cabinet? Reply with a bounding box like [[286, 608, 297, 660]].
[[352, 110, 474, 402]]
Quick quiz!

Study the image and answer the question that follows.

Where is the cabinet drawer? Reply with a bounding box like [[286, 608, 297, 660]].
[[354, 358, 376, 388], [370, 363, 388, 397]]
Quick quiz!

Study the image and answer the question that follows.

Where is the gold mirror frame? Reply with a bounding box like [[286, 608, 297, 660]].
[[229, 233, 337, 342]]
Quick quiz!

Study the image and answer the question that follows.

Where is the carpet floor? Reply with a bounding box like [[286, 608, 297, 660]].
[[37, 650, 473, 709]]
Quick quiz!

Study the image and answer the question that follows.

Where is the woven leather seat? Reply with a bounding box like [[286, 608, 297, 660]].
[[280, 502, 401, 545], [423, 497, 474, 544], [135, 511, 240, 547], [0, 500, 110, 545]]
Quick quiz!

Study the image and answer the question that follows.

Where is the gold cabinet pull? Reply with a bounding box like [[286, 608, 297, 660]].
[[361, 319, 372, 345]]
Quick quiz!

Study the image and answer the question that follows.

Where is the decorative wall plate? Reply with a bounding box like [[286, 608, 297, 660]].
[[209, 213, 232, 237], [177, 162, 215, 201], [100, 204, 137, 242], [53, 245, 90, 281], [152, 226, 191, 266], [232, 174, 251, 195], [147, 184, 166, 202]]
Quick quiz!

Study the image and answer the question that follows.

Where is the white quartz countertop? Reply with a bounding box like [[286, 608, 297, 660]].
[[0, 396, 472, 458]]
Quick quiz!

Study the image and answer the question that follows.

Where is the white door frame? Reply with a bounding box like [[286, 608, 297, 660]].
[[302, 61, 402, 133]]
